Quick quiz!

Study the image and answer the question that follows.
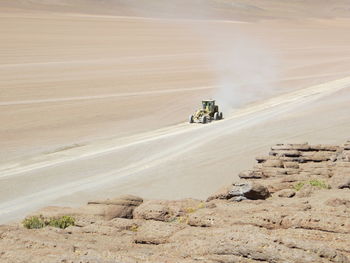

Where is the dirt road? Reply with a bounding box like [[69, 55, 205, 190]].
[[1, 76, 350, 223]]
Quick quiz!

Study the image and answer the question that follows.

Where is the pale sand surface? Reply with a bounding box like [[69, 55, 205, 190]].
[[1, 1, 350, 223]]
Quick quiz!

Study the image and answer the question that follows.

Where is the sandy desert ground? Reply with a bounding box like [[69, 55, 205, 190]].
[[1, 0, 350, 223]]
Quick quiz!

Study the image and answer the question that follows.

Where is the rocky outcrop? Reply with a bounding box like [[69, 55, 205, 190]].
[[134, 220, 185, 245], [0, 141, 349, 263], [30, 194, 143, 221], [133, 198, 203, 222], [237, 142, 350, 194], [207, 181, 270, 201]]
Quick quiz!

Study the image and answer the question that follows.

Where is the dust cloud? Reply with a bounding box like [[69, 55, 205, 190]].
[[120, 0, 280, 111], [204, 30, 279, 111]]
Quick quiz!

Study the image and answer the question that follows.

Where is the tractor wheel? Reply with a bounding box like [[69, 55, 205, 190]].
[[219, 112, 223, 119], [189, 115, 194, 123], [202, 116, 207, 124], [214, 112, 219, 120]]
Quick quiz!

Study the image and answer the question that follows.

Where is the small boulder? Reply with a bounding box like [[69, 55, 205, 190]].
[[330, 174, 350, 189], [283, 162, 299, 169], [207, 182, 270, 201], [207, 185, 232, 201], [187, 210, 215, 227], [133, 202, 171, 222], [276, 189, 296, 198], [232, 182, 270, 200], [271, 143, 310, 151], [134, 221, 185, 245], [239, 170, 264, 179], [301, 152, 333, 162], [262, 159, 284, 168], [88, 194, 143, 206], [104, 205, 134, 220], [87, 195, 143, 220], [256, 156, 269, 163], [309, 144, 339, 152]]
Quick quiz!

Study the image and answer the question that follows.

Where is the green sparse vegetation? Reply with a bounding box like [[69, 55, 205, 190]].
[[293, 180, 329, 191], [197, 202, 206, 209], [184, 202, 206, 214], [177, 216, 189, 224], [47, 216, 75, 229], [22, 215, 75, 229], [309, 179, 329, 189], [129, 224, 139, 232], [185, 207, 196, 214], [22, 216, 46, 229], [293, 182, 305, 191], [169, 203, 206, 224]]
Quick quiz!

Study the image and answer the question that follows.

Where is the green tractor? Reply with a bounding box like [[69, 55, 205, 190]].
[[189, 100, 223, 124]]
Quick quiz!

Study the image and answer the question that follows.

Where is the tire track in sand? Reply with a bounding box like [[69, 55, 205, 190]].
[[0, 86, 215, 106]]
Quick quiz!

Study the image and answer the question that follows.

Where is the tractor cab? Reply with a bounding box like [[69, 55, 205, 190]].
[[202, 100, 215, 112]]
